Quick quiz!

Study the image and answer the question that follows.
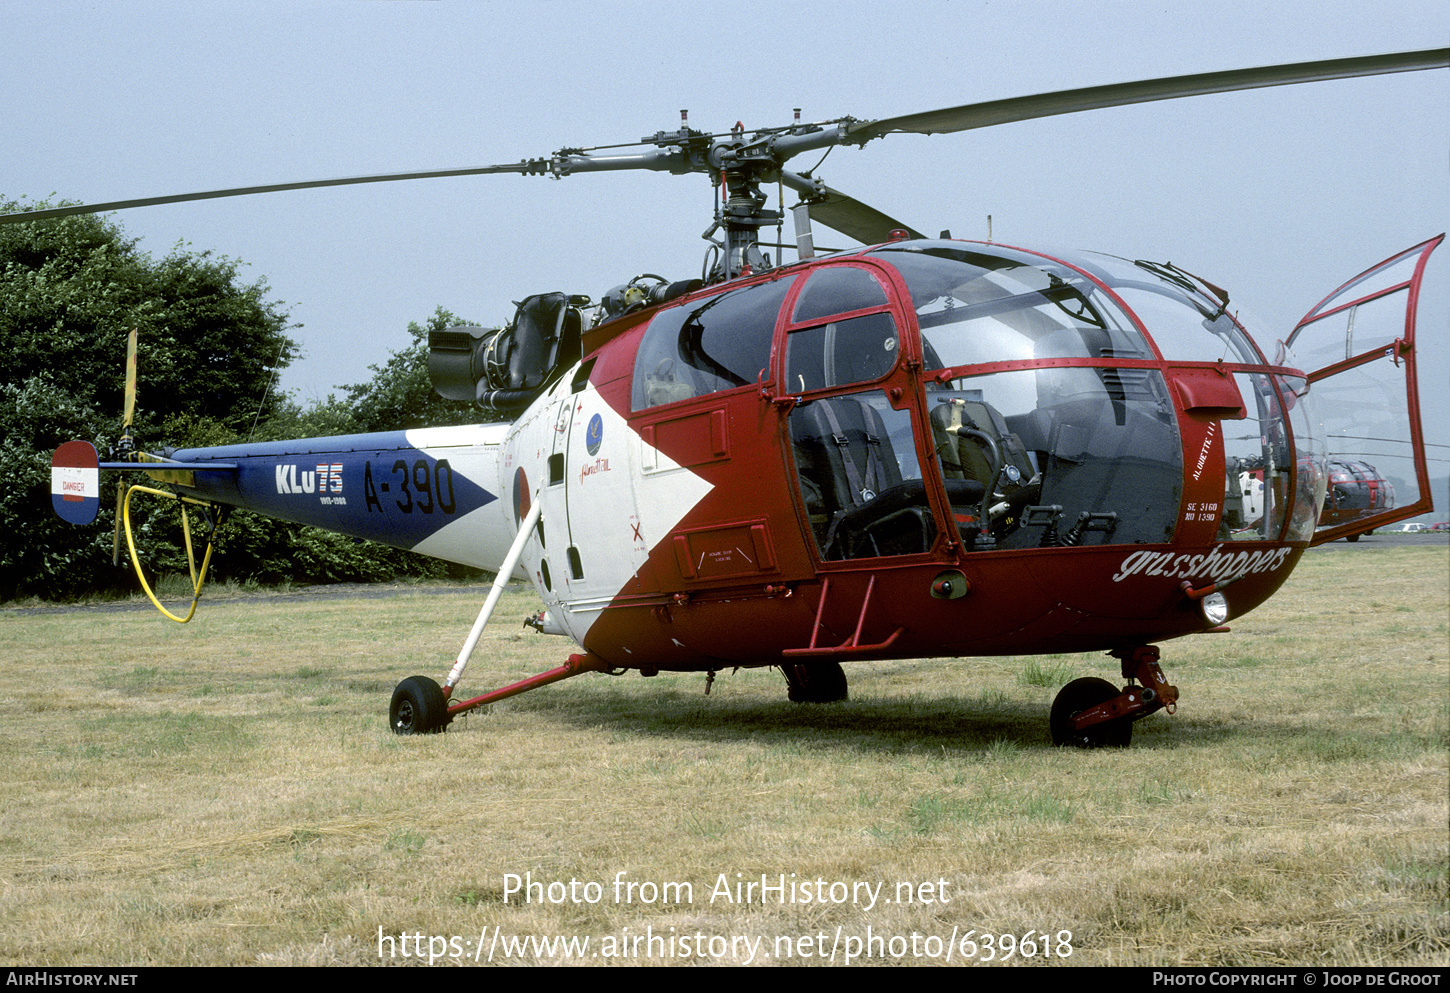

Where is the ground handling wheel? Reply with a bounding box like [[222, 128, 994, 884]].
[[782, 661, 849, 703], [390, 675, 450, 735], [1050, 676, 1132, 748]]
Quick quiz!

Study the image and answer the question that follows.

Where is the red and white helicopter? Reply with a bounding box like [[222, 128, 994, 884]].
[[22, 48, 1447, 745]]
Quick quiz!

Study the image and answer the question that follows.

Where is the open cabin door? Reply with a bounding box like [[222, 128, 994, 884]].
[[1287, 235, 1442, 544]]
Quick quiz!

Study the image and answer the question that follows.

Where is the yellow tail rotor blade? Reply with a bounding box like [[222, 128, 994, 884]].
[[112, 480, 125, 567], [123, 328, 138, 428], [114, 328, 138, 566]]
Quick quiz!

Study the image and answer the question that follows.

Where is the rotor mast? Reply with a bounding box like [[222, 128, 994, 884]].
[[706, 111, 867, 280], [713, 121, 784, 281]]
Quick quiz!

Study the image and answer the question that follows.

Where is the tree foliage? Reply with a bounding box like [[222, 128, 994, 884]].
[[1, 202, 296, 441], [251, 307, 484, 441], [1, 199, 297, 599], [0, 199, 484, 601]]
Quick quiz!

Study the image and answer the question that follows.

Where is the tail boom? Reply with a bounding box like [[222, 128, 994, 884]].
[[165, 424, 517, 571]]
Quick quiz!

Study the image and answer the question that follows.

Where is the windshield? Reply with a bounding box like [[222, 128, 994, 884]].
[[1072, 252, 1266, 365], [869, 242, 1153, 368]]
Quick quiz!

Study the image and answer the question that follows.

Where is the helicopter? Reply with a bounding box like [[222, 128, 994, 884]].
[[1319, 459, 1396, 541], [18, 47, 1447, 745]]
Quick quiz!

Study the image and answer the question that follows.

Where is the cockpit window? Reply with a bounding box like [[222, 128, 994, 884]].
[[785, 312, 900, 393], [789, 388, 941, 559], [872, 244, 1153, 372], [782, 264, 899, 393], [1075, 253, 1266, 365], [632, 276, 796, 411], [872, 243, 1184, 548], [925, 367, 1182, 548], [791, 265, 889, 322]]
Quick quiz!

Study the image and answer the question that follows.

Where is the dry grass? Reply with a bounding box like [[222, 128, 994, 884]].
[[0, 547, 1445, 966]]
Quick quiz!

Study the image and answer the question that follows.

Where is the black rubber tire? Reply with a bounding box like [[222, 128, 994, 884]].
[[782, 662, 849, 703], [1050, 676, 1132, 748], [390, 675, 450, 735], [1346, 533, 1361, 542]]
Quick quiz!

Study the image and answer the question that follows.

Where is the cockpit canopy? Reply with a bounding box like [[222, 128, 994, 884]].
[[625, 239, 1323, 556]]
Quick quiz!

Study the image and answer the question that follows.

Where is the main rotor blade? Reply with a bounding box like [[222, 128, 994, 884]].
[[779, 170, 924, 244], [5, 49, 1440, 233], [807, 186, 925, 245], [0, 163, 543, 225], [850, 48, 1450, 141]]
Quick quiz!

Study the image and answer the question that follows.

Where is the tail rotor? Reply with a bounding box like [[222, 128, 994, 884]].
[[112, 328, 138, 565]]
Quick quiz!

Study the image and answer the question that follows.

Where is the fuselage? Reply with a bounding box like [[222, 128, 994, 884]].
[[168, 238, 1358, 673]]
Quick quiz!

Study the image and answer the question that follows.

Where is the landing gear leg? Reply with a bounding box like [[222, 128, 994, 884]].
[[390, 654, 615, 734], [1049, 646, 1178, 748]]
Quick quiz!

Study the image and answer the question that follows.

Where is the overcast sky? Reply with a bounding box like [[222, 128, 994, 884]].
[[5, 0, 1446, 468]]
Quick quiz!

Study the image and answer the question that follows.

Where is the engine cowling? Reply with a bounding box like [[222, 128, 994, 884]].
[[428, 292, 583, 414]]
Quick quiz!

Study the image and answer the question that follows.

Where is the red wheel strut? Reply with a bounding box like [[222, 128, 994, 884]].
[[1070, 645, 1180, 732], [445, 653, 612, 718]]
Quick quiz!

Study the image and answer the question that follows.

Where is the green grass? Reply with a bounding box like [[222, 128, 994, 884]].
[[1016, 657, 1078, 687], [0, 548, 1445, 966]]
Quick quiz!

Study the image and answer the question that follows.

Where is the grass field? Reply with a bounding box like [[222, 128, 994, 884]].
[[1, 546, 1445, 967]]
